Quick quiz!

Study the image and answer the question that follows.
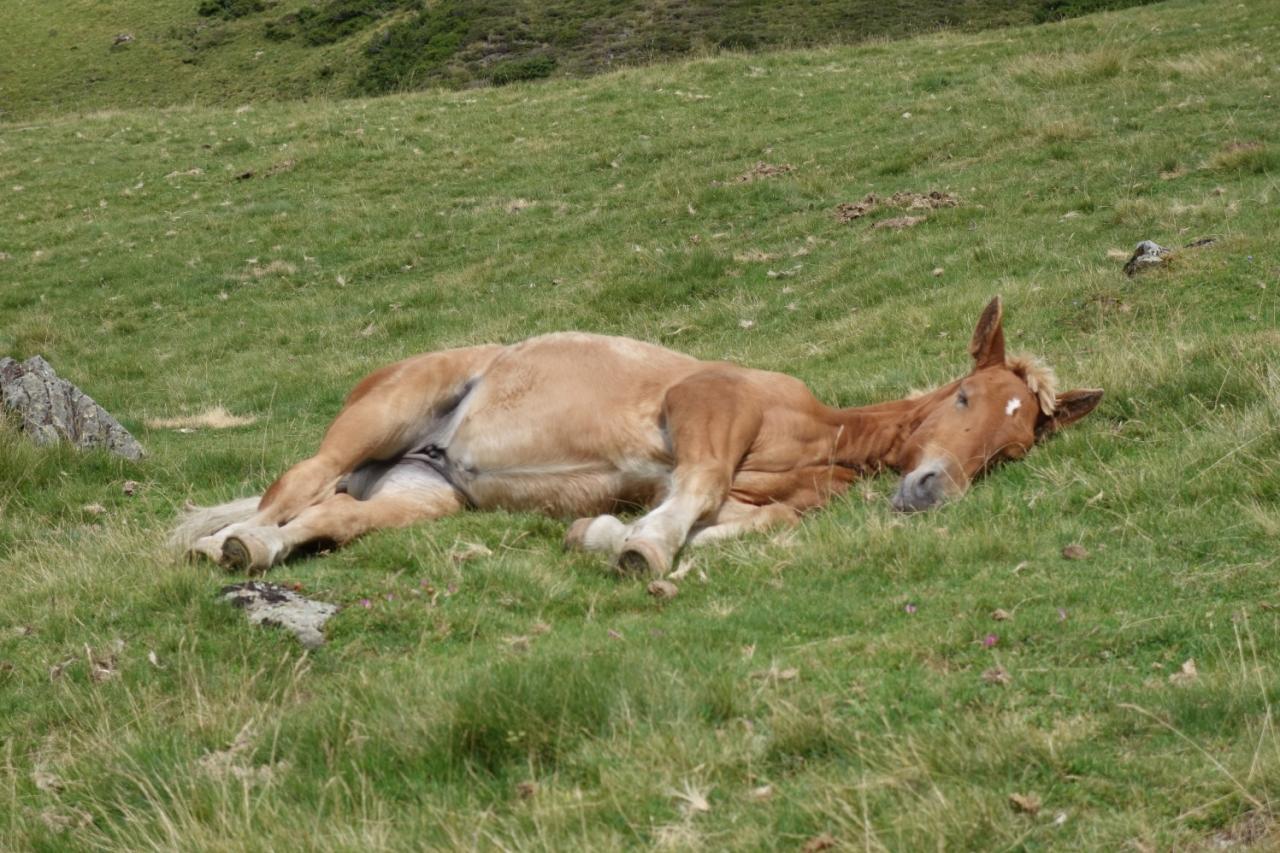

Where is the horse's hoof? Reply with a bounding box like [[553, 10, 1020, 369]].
[[614, 539, 670, 577], [564, 517, 594, 551], [221, 534, 270, 575]]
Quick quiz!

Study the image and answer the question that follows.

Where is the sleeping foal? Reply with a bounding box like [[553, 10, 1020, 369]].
[[177, 297, 1101, 576]]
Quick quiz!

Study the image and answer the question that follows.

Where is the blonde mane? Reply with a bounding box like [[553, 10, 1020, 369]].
[[1006, 354, 1058, 415]]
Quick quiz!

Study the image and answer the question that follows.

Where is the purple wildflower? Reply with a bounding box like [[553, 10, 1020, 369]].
[[983, 633, 999, 648], [904, 603, 918, 614]]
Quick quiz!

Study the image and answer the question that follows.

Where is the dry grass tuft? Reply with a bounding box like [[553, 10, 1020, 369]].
[[1162, 49, 1259, 79], [1008, 47, 1130, 87], [145, 406, 257, 430]]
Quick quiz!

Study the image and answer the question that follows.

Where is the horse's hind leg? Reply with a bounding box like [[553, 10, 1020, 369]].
[[220, 476, 464, 573], [251, 346, 500, 528]]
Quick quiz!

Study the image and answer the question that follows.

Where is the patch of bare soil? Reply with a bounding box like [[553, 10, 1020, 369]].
[[891, 190, 960, 210], [835, 190, 960, 224], [835, 193, 879, 222], [234, 159, 297, 181], [719, 162, 795, 185]]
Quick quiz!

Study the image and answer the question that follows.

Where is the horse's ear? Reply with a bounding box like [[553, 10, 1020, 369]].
[[1035, 388, 1104, 440], [969, 296, 1005, 370]]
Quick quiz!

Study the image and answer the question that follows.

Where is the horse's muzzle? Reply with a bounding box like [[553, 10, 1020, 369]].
[[891, 465, 947, 512]]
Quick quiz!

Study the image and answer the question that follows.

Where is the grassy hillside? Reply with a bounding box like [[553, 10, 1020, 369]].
[[2, 0, 1280, 848], [0, 0, 1156, 119]]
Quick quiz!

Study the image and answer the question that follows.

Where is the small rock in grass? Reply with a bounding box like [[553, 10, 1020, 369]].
[[1009, 792, 1042, 815], [1061, 544, 1088, 561], [82, 503, 106, 515], [991, 608, 1011, 621], [648, 579, 679, 600], [932, 267, 944, 277], [122, 480, 139, 496], [1169, 658, 1198, 686], [1123, 240, 1170, 276], [220, 581, 338, 649], [750, 784, 774, 801], [0, 356, 145, 459]]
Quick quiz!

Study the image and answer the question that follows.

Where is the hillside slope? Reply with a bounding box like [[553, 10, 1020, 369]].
[[1, 0, 1155, 119], [2, 0, 1279, 849]]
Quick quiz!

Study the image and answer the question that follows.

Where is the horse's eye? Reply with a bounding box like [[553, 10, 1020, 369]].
[[956, 390, 968, 408]]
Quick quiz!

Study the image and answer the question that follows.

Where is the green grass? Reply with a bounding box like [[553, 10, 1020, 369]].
[[0, 0, 1159, 120], [2, 0, 1280, 848]]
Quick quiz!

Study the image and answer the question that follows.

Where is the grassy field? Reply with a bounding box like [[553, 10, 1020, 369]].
[[0, 0, 1156, 120], [2, 0, 1280, 848]]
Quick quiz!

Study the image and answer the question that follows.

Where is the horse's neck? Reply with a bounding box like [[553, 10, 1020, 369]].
[[826, 384, 954, 472]]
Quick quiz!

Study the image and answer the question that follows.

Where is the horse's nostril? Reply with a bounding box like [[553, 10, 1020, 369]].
[[918, 470, 937, 487]]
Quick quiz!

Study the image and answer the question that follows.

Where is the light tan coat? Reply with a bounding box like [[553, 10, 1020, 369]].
[[178, 298, 1101, 575]]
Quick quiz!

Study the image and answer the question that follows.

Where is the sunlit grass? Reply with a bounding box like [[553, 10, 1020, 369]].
[[2, 0, 1279, 848]]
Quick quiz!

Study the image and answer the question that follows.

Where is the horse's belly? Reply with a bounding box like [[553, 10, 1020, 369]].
[[462, 463, 668, 518]]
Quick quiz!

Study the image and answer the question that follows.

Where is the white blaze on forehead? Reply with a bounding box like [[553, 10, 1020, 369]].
[[1005, 397, 1022, 416]]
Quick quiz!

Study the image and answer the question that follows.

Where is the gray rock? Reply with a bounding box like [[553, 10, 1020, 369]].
[[1123, 240, 1171, 277], [0, 356, 145, 459], [220, 582, 339, 649]]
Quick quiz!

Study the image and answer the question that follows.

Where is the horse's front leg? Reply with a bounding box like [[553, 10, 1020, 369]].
[[601, 372, 762, 576], [683, 501, 800, 548]]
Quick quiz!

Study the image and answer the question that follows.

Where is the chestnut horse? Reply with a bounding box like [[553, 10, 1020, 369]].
[[176, 297, 1101, 575]]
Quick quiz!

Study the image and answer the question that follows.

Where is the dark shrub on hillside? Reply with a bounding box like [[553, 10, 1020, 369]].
[[358, 1, 475, 94], [488, 54, 556, 85], [1035, 0, 1151, 21], [296, 0, 410, 46], [197, 0, 265, 19], [263, 14, 298, 41]]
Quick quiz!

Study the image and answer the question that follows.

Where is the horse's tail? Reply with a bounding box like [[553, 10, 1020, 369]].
[[169, 496, 261, 552]]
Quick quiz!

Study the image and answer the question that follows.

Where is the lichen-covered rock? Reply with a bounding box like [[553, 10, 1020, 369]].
[[1123, 240, 1171, 276], [220, 582, 339, 649], [0, 355, 144, 459]]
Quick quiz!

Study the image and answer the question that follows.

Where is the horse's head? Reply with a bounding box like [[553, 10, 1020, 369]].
[[891, 297, 1103, 512]]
